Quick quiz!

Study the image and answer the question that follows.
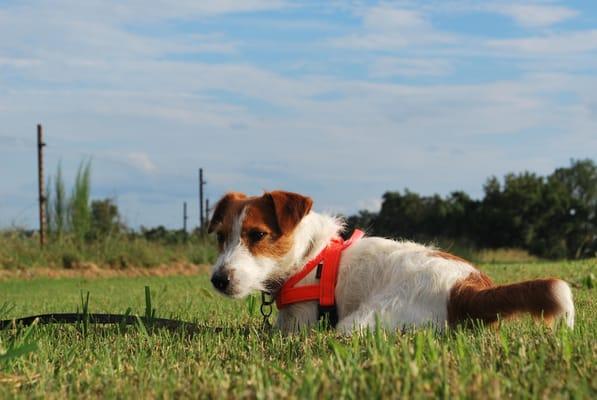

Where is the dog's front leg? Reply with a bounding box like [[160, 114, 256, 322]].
[[336, 305, 380, 334], [276, 302, 319, 333]]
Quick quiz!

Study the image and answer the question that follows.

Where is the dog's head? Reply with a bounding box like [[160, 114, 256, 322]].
[[208, 190, 313, 298]]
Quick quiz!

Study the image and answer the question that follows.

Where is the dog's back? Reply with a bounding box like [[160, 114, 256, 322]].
[[335, 237, 574, 331]]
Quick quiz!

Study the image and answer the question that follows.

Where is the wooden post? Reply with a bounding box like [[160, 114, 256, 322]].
[[37, 124, 47, 247], [205, 198, 210, 227], [183, 202, 188, 233]]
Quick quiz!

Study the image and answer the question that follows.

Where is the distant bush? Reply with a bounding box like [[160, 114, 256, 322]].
[[0, 231, 216, 270]]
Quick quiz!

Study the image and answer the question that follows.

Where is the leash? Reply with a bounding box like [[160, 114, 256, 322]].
[[0, 286, 264, 335]]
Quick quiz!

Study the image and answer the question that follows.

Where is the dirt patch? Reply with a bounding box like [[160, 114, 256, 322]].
[[0, 263, 211, 281]]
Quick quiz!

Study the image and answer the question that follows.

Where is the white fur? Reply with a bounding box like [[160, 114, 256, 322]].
[[273, 212, 477, 333], [550, 279, 575, 327]]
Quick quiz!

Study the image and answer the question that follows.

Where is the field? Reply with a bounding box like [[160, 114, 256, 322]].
[[0, 261, 595, 399]]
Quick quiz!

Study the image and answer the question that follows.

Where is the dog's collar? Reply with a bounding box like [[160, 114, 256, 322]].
[[275, 229, 365, 327]]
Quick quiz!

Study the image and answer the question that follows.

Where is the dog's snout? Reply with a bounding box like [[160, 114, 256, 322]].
[[211, 271, 231, 292]]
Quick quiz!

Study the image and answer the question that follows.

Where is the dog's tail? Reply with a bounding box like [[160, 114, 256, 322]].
[[448, 273, 574, 328]]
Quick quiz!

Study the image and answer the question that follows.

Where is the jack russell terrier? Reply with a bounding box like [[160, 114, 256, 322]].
[[208, 191, 574, 333]]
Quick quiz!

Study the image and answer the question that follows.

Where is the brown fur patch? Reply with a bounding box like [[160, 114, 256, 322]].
[[210, 191, 312, 259], [242, 195, 293, 258], [266, 191, 313, 234], [208, 192, 247, 235], [448, 272, 562, 327]]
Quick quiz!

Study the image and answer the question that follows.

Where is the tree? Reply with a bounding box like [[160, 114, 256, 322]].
[[90, 198, 122, 238], [545, 159, 597, 258]]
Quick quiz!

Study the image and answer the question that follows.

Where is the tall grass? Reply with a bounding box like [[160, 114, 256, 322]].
[[45, 159, 91, 242], [69, 160, 92, 241], [53, 162, 67, 238]]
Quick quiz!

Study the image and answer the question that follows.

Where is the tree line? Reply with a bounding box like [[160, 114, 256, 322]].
[[346, 159, 597, 259]]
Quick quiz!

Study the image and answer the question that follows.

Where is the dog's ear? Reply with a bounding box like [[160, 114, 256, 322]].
[[265, 191, 313, 234], [208, 192, 247, 233]]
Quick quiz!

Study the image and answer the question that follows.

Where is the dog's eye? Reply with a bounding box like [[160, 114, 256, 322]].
[[216, 232, 225, 246], [248, 230, 267, 243]]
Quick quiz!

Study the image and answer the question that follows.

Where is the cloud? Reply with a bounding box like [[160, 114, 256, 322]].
[[487, 3, 578, 28], [0, 57, 41, 67], [369, 57, 452, 78], [0, 135, 34, 148], [363, 7, 428, 30], [3, 0, 289, 23], [1, 0, 596, 228], [126, 152, 158, 173], [488, 30, 597, 54], [329, 4, 456, 50]]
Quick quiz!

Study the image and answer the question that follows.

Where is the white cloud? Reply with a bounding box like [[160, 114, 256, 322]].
[[488, 30, 597, 54], [488, 3, 578, 28], [330, 4, 456, 50], [7, 0, 288, 23], [126, 153, 157, 173], [363, 7, 428, 30], [0, 57, 41, 67], [1, 0, 596, 228], [370, 57, 452, 78]]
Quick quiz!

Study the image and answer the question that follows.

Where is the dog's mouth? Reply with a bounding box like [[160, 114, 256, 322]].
[[213, 283, 244, 299]]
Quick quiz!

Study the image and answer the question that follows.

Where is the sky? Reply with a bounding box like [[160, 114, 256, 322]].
[[1, 0, 596, 229]]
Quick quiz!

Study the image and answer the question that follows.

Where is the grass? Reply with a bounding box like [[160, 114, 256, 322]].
[[0, 260, 596, 398], [0, 232, 217, 270]]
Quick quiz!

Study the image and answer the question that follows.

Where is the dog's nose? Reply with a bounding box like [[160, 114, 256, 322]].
[[211, 272, 230, 292]]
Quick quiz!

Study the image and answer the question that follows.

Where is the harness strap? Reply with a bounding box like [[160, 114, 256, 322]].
[[275, 229, 364, 326]]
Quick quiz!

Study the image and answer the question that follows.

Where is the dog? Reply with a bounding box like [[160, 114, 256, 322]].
[[208, 190, 575, 333]]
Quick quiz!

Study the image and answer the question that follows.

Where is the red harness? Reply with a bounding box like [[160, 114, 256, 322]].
[[275, 229, 364, 326]]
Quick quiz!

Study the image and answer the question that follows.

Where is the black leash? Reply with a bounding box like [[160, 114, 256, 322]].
[[0, 289, 276, 333]]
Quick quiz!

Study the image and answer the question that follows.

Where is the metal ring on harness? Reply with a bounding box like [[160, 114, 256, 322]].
[[260, 292, 275, 329]]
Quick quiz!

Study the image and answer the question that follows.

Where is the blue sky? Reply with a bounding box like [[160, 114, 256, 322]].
[[1, 0, 596, 229]]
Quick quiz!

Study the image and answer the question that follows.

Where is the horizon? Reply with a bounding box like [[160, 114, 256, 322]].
[[1, 1, 596, 229]]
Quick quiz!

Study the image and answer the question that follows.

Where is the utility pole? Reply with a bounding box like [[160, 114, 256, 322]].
[[183, 202, 188, 233], [37, 124, 47, 248], [205, 198, 210, 228], [198, 168, 206, 232]]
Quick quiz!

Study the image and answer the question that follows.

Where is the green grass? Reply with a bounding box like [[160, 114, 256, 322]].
[[0, 232, 217, 269], [0, 261, 595, 398]]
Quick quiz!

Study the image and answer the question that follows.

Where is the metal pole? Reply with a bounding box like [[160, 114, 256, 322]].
[[37, 124, 47, 247], [183, 202, 188, 233]]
